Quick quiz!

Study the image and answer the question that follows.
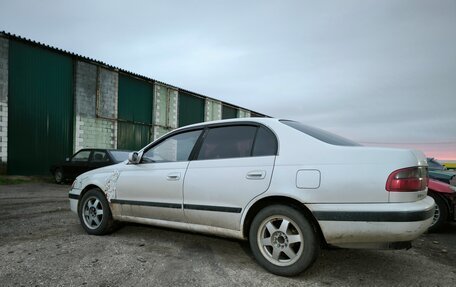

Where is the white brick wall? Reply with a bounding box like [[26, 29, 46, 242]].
[[74, 61, 118, 152], [153, 84, 178, 140], [0, 37, 8, 165], [0, 103, 8, 163], [205, 99, 222, 121], [74, 115, 116, 151], [238, 109, 251, 118]]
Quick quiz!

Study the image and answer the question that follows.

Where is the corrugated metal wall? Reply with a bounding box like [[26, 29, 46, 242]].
[[178, 91, 205, 127], [117, 74, 154, 150], [222, 104, 238, 119], [8, 40, 74, 175]]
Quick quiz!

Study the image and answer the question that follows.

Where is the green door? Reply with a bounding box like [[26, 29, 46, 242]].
[[8, 41, 74, 175], [117, 122, 151, 151], [222, 105, 238, 119], [117, 74, 153, 150], [178, 92, 205, 127]]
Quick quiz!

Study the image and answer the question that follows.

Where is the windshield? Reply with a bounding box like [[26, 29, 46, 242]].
[[280, 120, 361, 146], [109, 151, 130, 162], [427, 158, 445, 171]]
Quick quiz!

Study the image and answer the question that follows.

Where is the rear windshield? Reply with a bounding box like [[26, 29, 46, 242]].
[[280, 120, 361, 146], [109, 151, 130, 162]]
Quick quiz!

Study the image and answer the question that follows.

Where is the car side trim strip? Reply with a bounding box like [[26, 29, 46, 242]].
[[313, 207, 434, 222], [110, 199, 242, 213], [111, 199, 181, 209], [183, 204, 242, 213], [69, 194, 79, 200]]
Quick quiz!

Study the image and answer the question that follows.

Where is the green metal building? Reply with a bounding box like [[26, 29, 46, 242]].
[[0, 31, 266, 175]]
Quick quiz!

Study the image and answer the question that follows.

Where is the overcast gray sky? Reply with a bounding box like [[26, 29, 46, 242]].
[[1, 0, 455, 159]]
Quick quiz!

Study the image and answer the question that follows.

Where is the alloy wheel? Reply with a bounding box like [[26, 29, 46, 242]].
[[82, 196, 104, 229], [257, 215, 304, 267]]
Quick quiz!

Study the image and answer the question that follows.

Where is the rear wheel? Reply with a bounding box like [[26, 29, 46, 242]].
[[428, 192, 449, 233], [78, 188, 116, 235], [54, 168, 63, 184], [249, 205, 319, 276]]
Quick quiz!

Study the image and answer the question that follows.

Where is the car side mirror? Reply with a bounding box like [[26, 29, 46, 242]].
[[128, 152, 141, 164], [65, 157, 70, 162]]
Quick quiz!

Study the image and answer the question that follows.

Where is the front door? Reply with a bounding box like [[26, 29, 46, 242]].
[[114, 129, 203, 222], [65, 150, 92, 179]]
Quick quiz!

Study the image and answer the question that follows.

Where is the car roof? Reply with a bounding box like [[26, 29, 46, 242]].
[[77, 148, 132, 152], [175, 117, 280, 130]]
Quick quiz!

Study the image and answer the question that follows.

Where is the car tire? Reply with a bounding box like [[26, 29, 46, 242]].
[[78, 188, 116, 235], [249, 205, 320, 276], [54, 168, 63, 184], [428, 192, 449, 233]]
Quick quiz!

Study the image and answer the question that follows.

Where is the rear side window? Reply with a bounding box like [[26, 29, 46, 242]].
[[197, 126, 257, 160], [252, 127, 277, 156], [280, 120, 360, 146], [92, 151, 109, 162], [197, 125, 278, 160]]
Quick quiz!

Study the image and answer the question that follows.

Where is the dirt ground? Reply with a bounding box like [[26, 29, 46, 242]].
[[0, 183, 455, 287]]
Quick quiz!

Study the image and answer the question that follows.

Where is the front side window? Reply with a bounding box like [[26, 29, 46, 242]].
[[197, 126, 257, 160], [110, 151, 130, 162], [142, 130, 202, 163], [72, 150, 91, 162]]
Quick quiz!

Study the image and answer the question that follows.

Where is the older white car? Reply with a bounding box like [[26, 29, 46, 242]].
[[69, 118, 434, 276]]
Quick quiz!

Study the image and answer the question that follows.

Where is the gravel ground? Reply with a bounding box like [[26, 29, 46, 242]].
[[0, 183, 455, 286]]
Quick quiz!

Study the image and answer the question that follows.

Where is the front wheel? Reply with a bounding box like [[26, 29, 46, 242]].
[[78, 188, 116, 235], [249, 205, 320, 276]]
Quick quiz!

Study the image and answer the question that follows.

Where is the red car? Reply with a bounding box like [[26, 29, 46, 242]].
[[427, 178, 456, 232]]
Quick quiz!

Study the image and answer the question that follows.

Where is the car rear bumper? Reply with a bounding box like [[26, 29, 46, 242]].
[[308, 196, 435, 248]]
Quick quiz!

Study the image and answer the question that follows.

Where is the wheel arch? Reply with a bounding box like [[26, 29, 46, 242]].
[[428, 190, 452, 217], [78, 184, 105, 209], [242, 196, 326, 246]]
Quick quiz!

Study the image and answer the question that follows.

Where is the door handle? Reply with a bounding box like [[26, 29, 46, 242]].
[[246, 170, 266, 180], [166, 172, 181, 181]]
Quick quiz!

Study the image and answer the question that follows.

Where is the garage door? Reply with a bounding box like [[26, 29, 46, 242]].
[[117, 74, 153, 150], [178, 92, 205, 127], [8, 40, 74, 175]]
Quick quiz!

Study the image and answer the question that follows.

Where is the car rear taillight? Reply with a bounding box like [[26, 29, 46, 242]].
[[386, 166, 428, 192]]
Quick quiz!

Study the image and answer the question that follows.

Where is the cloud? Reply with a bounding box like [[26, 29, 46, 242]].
[[1, 0, 455, 158]]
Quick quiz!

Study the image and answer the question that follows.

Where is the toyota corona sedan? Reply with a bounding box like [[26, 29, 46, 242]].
[[69, 118, 434, 276]]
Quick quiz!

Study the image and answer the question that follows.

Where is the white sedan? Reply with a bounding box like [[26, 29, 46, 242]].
[[69, 118, 434, 276]]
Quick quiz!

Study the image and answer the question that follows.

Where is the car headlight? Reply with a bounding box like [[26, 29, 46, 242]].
[[450, 185, 456, 192], [71, 178, 82, 189]]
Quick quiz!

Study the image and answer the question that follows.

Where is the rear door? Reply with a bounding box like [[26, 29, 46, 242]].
[[183, 124, 278, 230]]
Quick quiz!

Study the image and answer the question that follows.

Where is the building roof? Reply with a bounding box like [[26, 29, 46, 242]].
[[0, 30, 267, 116]]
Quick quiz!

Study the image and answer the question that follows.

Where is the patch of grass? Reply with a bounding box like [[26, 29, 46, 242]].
[[0, 177, 30, 185], [0, 176, 54, 185]]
